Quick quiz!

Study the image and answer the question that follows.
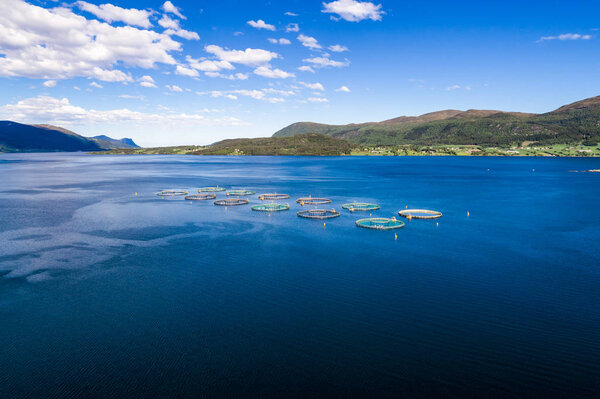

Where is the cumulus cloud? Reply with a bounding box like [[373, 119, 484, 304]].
[[268, 38, 291, 45], [158, 14, 179, 29], [205, 45, 279, 66], [254, 66, 295, 79], [162, 1, 185, 19], [0, 95, 247, 127], [75, 1, 152, 28], [298, 66, 315, 73], [297, 34, 321, 49], [139, 75, 157, 88], [247, 19, 276, 31], [199, 89, 288, 103], [285, 11, 298, 16], [303, 56, 349, 68], [43, 80, 57, 88], [300, 82, 324, 91], [328, 44, 349, 52], [308, 97, 329, 103], [186, 56, 234, 72], [175, 65, 199, 77], [89, 82, 103, 88], [446, 85, 461, 91], [205, 72, 248, 80], [322, 0, 384, 22], [165, 84, 183, 92], [537, 33, 592, 42], [335, 85, 351, 92], [286, 23, 300, 32], [0, 0, 185, 82]]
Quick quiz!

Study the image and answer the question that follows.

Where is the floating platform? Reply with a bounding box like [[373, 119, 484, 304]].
[[252, 203, 290, 212], [156, 189, 188, 196], [342, 203, 380, 212], [185, 193, 216, 201], [214, 198, 249, 206], [297, 209, 340, 219], [398, 209, 442, 219], [227, 190, 256, 196], [356, 217, 405, 230], [296, 197, 332, 205], [198, 186, 226, 192], [259, 193, 290, 201]]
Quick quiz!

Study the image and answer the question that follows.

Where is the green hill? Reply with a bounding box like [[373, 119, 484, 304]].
[[273, 96, 600, 147]]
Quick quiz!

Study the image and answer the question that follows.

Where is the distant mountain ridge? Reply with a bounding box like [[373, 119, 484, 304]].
[[0, 121, 139, 152], [273, 95, 600, 146]]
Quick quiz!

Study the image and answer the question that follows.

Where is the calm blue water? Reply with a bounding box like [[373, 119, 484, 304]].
[[0, 153, 599, 398]]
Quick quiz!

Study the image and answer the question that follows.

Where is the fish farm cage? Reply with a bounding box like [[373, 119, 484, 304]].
[[156, 190, 188, 196], [198, 186, 226, 192], [297, 209, 340, 219], [185, 193, 216, 201], [398, 209, 443, 219], [356, 217, 405, 230], [227, 190, 256, 196], [342, 203, 380, 212], [259, 193, 290, 201], [296, 197, 332, 205], [214, 198, 249, 206], [251, 203, 290, 212]]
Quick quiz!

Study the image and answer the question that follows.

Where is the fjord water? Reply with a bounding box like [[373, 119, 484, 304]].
[[0, 153, 598, 398]]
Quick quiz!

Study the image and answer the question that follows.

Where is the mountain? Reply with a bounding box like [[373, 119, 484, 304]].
[[0, 121, 138, 152], [273, 96, 600, 146]]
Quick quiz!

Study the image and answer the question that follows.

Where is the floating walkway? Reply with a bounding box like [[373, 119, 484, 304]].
[[297, 209, 340, 219], [342, 203, 380, 212], [296, 197, 332, 206], [185, 193, 216, 201], [157, 189, 188, 196], [214, 198, 249, 206], [356, 217, 405, 230], [398, 209, 442, 220], [198, 186, 226, 192], [252, 203, 290, 212], [259, 193, 290, 201], [227, 190, 255, 196]]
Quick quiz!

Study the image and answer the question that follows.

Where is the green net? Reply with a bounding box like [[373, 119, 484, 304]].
[[259, 193, 290, 200], [252, 203, 290, 212], [297, 209, 340, 219], [156, 189, 188, 196], [296, 197, 332, 205], [342, 203, 380, 212], [227, 190, 255, 196], [185, 193, 216, 200], [214, 198, 249, 206], [356, 218, 405, 230], [198, 186, 226, 192]]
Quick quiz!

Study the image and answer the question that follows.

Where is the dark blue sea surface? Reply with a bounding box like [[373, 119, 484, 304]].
[[0, 153, 599, 398]]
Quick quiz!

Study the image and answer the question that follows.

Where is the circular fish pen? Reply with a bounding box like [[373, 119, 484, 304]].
[[198, 186, 226, 192], [356, 217, 405, 230], [398, 209, 442, 220], [252, 203, 290, 212], [342, 203, 380, 212], [185, 193, 216, 201], [214, 198, 249, 206], [296, 197, 332, 206], [259, 193, 290, 201], [227, 190, 255, 196], [297, 209, 340, 219], [156, 189, 188, 197]]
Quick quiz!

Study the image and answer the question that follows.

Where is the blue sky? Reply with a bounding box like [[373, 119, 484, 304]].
[[0, 0, 598, 146]]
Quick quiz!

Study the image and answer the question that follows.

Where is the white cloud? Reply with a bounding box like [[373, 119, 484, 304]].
[[300, 82, 324, 91], [158, 14, 179, 29], [446, 85, 461, 91], [322, 0, 384, 22], [205, 72, 248, 80], [254, 66, 295, 79], [75, 1, 152, 28], [298, 66, 315, 73], [0, 95, 248, 127], [166, 84, 183, 92], [0, 0, 184, 82], [284, 12, 298, 16], [205, 45, 279, 66], [186, 57, 234, 71], [537, 33, 592, 42], [198, 89, 288, 103], [303, 56, 349, 68], [43, 80, 57, 88], [164, 28, 199, 40], [119, 94, 146, 100], [247, 19, 276, 31], [335, 85, 351, 92], [328, 44, 349, 52], [308, 97, 329, 103], [286, 23, 300, 32], [139, 75, 157, 88], [89, 82, 103, 88], [162, 1, 185, 19], [175, 65, 199, 77], [297, 34, 321, 49], [268, 38, 291, 45]]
